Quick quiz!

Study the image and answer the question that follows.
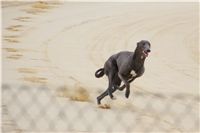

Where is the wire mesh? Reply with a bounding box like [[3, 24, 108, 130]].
[[2, 84, 199, 133]]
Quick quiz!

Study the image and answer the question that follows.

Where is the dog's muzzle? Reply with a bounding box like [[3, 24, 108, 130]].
[[143, 49, 151, 57]]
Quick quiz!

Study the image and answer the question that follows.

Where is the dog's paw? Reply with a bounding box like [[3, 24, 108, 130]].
[[118, 85, 125, 91], [125, 91, 130, 98], [97, 98, 101, 105], [111, 96, 117, 100]]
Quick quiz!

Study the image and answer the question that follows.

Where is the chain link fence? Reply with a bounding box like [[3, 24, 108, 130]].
[[2, 84, 199, 133]]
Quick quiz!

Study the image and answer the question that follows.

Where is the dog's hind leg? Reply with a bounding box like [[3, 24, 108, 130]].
[[97, 86, 118, 104], [97, 73, 120, 104], [97, 90, 109, 105], [96, 74, 114, 104], [97, 90, 107, 104], [113, 74, 121, 90], [107, 71, 117, 99]]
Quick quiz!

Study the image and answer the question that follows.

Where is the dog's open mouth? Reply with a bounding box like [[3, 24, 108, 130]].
[[143, 50, 150, 57]]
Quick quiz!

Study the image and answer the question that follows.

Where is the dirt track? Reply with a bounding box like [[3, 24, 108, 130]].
[[2, 1, 199, 132]]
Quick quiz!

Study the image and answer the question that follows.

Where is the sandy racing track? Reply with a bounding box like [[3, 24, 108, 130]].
[[2, 1, 199, 132]]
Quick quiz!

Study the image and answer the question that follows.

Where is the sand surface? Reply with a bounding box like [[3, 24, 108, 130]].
[[2, 1, 199, 132]]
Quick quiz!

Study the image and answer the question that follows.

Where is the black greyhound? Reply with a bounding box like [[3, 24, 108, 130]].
[[95, 40, 151, 104]]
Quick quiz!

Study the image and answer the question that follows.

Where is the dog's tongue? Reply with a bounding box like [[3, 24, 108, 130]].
[[145, 52, 148, 57], [143, 51, 149, 57]]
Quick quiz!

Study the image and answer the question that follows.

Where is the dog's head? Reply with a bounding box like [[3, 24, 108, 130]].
[[136, 40, 151, 58]]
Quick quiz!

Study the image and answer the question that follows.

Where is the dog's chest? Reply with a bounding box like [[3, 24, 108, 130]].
[[130, 70, 137, 77]]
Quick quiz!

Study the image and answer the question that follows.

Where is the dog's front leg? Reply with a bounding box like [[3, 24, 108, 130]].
[[118, 73, 130, 98], [118, 76, 136, 91]]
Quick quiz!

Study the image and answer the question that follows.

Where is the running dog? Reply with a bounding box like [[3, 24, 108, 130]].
[[95, 40, 151, 104]]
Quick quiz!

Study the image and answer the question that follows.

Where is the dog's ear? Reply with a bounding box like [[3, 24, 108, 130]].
[[137, 41, 140, 46]]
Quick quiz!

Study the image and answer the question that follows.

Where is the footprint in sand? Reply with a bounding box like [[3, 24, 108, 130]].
[[22, 76, 47, 84], [6, 25, 23, 32], [14, 16, 31, 22], [3, 48, 23, 60], [3, 35, 20, 43], [6, 54, 23, 60], [17, 68, 38, 74], [3, 48, 20, 52], [23, 1, 55, 15]]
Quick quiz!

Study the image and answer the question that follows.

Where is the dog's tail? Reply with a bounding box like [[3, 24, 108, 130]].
[[95, 68, 104, 78]]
